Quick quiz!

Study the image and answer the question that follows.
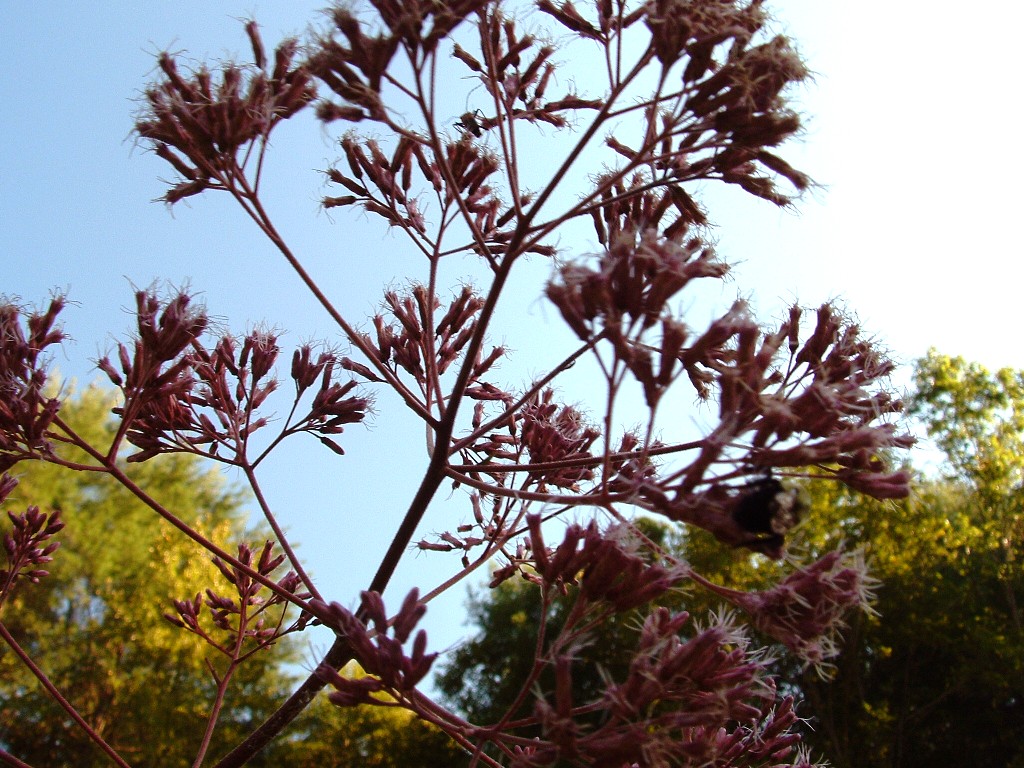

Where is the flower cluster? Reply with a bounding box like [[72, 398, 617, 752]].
[[692, 550, 878, 667], [539, 0, 811, 223], [292, 345, 372, 456], [451, 8, 603, 133], [311, 0, 490, 122], [313, 589, 436, 706], [548, 228, 729, 408], [165, 540, 312, 657], [323, 131, 551, 267], [644, 0, 810, 205], [453, 391, 665, 513], [570, 301, 914, 554], [0, 298, 65, 472], [0, 474, 64, 605], [545, 227, 911, 555], [516, 392, 601, 492], [99, 290, 368, 463], [136, 22, 315, 203], [508, 610, 800, 768], [362, 284, 506, 395], [97, 290, 207, 460], [512, 516, 687, 611], [549, 230, 727, 337]]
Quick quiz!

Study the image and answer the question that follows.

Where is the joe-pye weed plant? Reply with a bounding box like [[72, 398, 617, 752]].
[[0, 0, 914, 765]]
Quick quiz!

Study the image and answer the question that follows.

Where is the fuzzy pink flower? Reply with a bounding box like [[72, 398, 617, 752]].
[[692, 550, 876, 667], [0, 298, 66, 470]]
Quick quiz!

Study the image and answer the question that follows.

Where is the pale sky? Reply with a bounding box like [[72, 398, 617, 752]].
[[3, 1, 1024, 684]]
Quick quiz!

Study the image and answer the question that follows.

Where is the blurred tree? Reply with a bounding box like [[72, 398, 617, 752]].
[[435, 517, 676, 735], [910, 349, 1024, 636], [795, 352, 1023, 768], [911, 350, 1024, 495], [271, 664, 469, 767], [0, 387, 295, 766]]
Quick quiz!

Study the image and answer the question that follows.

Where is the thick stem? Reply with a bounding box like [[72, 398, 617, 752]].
[[0, 748, 33, 768], [212, 636, 353, 768], [213, 170, 525, 768], [214, 388, 459, 767]]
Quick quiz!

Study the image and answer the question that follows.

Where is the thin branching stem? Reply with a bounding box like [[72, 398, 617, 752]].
[[242, 465, 323, 601], [0, 621, 132, 768]]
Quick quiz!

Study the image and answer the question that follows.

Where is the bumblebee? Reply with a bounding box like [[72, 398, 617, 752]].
[[732, 473, 805, 553]]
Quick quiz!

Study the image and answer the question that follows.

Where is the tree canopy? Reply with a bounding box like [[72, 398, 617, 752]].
[[6, 369, 1019, 766]]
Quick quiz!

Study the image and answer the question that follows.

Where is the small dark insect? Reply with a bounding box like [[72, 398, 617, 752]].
[[732, 473, 805, 553], [455, 109, 485, 137]]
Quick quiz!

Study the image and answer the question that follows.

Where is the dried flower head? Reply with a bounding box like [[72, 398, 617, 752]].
[[0, 298, 66, 471], [1, 486, 65, 604], [313, 588, 437, 706], [137, 26, 315, 202]]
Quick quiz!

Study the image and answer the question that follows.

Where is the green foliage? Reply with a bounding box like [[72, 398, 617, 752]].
[[783, 352, 1024, 768], [787, 480, 1023, 768], [911, 349, 1024, 495], [0, 387, 295, 766]]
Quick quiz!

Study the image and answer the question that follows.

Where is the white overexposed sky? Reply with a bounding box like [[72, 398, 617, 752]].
[[3, 1, 1024, 687]]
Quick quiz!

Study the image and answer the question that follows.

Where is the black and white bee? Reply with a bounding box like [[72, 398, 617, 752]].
[[732, 472, 805, 552]]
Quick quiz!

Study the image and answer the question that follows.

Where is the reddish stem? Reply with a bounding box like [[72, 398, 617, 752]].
[[0, 620, 131, 768]]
